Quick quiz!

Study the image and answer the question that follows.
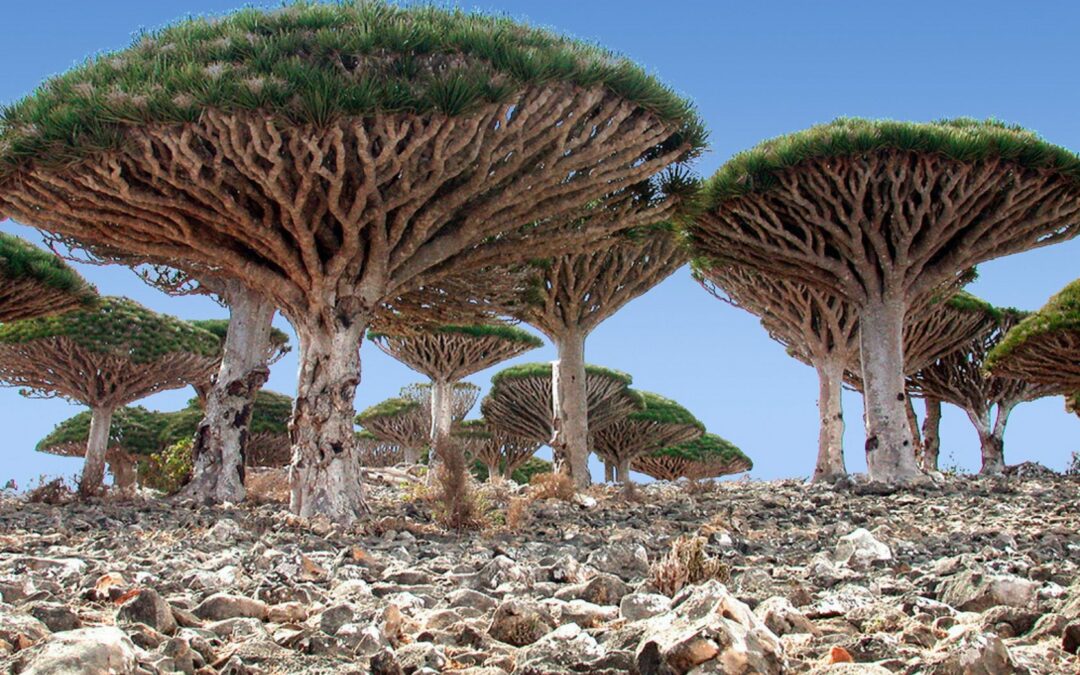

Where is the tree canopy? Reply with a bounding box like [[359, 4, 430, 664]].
[[0, 1, 704, 175], [632, 433, 752, 482], [0, 231, 97, 322], [36, 405, 169, 459], [702, 118, 1080, 205], [986, 278, 1080, 390]]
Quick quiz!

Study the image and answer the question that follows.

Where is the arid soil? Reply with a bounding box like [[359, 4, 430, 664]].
[[1, 467, 1078, 674]]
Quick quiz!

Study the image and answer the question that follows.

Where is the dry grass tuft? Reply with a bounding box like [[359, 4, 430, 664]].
[[528, 471, 575, 501], [649, 534, 730, 597], [433, 440, 488, 531]]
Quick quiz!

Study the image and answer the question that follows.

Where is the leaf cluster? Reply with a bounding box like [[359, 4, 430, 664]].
[[0, 232, 97, 303], [650, 432, 750, 466], [626, 390, 704, 429], [0, 297, 220, 363], [490, 361, 632, 389], [36, 405, 170, 457], [986, 278, 1080, 370], [356, 396, 421, 424], [0, 0, 705, 176]]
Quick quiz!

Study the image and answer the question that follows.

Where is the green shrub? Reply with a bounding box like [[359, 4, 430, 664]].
[[140, 438, 193, 494]]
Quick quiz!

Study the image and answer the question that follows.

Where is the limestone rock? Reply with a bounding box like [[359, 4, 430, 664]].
[[19, 626, 138, 675], [193, 593, 269, 622]]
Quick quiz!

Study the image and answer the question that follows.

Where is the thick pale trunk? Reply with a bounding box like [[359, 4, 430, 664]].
[[109, 452, 137, 492], [551, 331, 591, 489], [974, 404, 1013, 475], [80, 406, 114, 498], [604, 462, 615, 483], [289, 319, 368, 523], [615, 459, 632, 484], [859, 298, 920, 482], [486, 462, 502, 483], [921, 397, 942, 471], [905, 396, 923, 453], [812, 358, 847, 482], [186, 287, 277, 504], [426, 379, 454, 485], [403, 447, 421, 465]]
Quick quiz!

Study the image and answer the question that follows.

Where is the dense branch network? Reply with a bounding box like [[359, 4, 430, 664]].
[[590, 391, 704, 484], [987, 278, 1080, 393], [454, 419, 541, 481], [632, 433, 752, 482]]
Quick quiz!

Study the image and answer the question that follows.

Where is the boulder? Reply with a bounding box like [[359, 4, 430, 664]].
[[19, 626, 138, 675], [636, 580, 786, 674], [938, 570, 1038, 612], [755, 596, 820, 636], [620, 593, 672, 621], [116, 588, 177, 635], [833, 529, 892, 568], [586, 541, 649, 581], [486, 598, 556, 647], [515, 623, 607, 674], [0, 607, 50, 648], [193, 593, 268, 622], [929, 625, 1016, 674], [26, 604, 80, 633]]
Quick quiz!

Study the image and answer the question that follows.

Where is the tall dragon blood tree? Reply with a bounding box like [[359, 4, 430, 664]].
[[987, 278, 1080, 397], [357, 383, 478, 465], [694, 260, 991, 480], [690, 119, 1080, 482], [454, 419, 541, 482], [591, 391, 704, 484], [481, 363, 641, 467], [0, 230, 96, 322], [633, 433, 752, 482], [0, 298, 220, 496], [909, 297, 1058, 474], [370, 324, 542, 472], [0, 3, 702, 521], [36, 405, 170, 491], [514, 225, 688, 487]]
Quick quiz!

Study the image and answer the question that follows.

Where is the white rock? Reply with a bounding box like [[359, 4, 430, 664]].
[[755, 596, 820, 636], [834, 528, 892, 567], [516, 623, 605, 671], [20, 626, 138, 675], [620, 593, 672, 621]]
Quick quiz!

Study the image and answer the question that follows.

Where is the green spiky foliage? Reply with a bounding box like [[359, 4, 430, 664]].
[[0, 231, 97, 316], [356, 397, 422, 424], [0, 297, 220, 363], [625, 391, 705, 429], [490, 362, 632, 389], [190, 318, 290, 357], [36, 405, 170, 458], [511, 457, 553, 485], [987, 278, 1080, 370], [369, 323, 542, 348], [702, 118, 1080, 205], [632, 433, 752, 482], [0, 1, 705, 177]]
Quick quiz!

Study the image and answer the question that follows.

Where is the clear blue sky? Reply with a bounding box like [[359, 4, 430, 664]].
[[2, 0, 1078, 488]]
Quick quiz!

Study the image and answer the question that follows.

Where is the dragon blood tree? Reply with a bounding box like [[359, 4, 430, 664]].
[[356, 431, 404, 469], [454, 419, 541, 482], [356, 397, 428, 465], [36, 405, 170, 490], [0, 298, 220, 496], [633, 433, 752, 482], [0, 231, 96, 322], [188, 319, 290, 403], [691, 119, 1080, 482], [401, 382, 481, 429], [370, 324, 542, 470], [514, 226, 687, 487], [910, 299, 1057, 474], [481, 363, 640, 468], [0, 3, 703, 521], [987, 278, 1080, 395], [591, 391, 704, 484]]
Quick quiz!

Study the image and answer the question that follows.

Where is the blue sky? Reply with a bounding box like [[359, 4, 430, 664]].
[[2, 0, 1078, 488]]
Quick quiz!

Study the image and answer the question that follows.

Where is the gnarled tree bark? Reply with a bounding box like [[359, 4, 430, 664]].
[[814, 358, 847, 482], [921, 397, 942, 471]]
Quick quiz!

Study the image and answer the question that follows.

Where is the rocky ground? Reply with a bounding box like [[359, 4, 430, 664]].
[[1, 466, 1079, 674]]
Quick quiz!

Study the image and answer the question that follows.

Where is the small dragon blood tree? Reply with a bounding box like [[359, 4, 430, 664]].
[[356, 397, 428, 466], [0, 2, 703, 521], [515, 224, 688, 487], [162, 390, 294, 469], [987, 278, 1080, 395], [355, 431, 404, 469], [36, 405, 170, 490], [370, 324, 541, 471], [591, 390, 704, 484], [633, 433, 752, 482], [690, 119, 1080, 482], [0, 298, 220, 496], [909, 296, 1056, 473], [454, 419, 541, 482], [0, 231, 96, 322], [481, 363, 641, 468], [694, 260, 989, 480]]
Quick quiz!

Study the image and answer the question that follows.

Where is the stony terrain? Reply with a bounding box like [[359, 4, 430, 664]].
[[1, 467, 1079, 674]]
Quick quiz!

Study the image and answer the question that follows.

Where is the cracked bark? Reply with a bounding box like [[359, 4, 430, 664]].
[[921, 397, 942, 471], [551, 331, 590, 488], [813, 358, 847, 482]]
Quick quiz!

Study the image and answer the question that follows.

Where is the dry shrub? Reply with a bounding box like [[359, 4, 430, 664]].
[[25, 477, 75, 505], [528, 471, 575, 501], [433, 440, 488, 531], [649, 534, 730, 597], [505, 496, 531, 531]]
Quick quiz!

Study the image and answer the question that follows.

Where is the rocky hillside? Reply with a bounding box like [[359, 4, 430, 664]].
[[1, 468, 1079, 674]]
